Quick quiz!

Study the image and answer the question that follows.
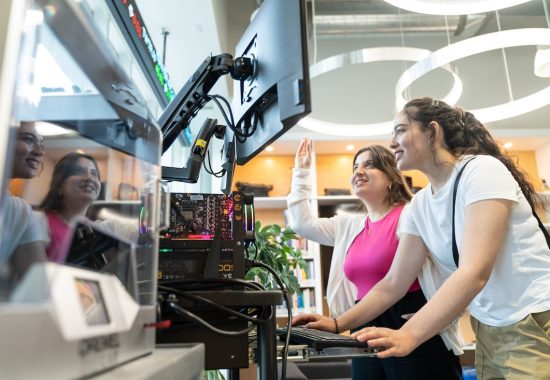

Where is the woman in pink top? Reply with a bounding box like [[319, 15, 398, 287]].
[[39, 152, 101, 262], [288, 139, 460, 379]]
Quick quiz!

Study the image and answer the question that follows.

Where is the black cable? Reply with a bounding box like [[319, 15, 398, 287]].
[[159, 284, 272, 324], [203, 148, 225, 177], [243, 110, 260, 138], [208, 94, 257, 142], [167, 301, 255, 336], [246, 259, 291, 380], [208, 95, 238, 137]]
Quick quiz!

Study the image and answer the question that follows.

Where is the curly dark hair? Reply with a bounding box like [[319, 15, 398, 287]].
[[402, 97, 541, 210], [353, 144, 412, 206]]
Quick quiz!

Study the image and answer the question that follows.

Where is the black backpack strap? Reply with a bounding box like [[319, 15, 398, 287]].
[[452, 157, 476, 267], [532, 208, 550, 249]]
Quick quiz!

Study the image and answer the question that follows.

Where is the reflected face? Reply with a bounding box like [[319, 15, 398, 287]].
[[59, 158, 101, 208], [389, 111, 431, 171], [12, 122, 45, 179], [350, 151, 391, 201]]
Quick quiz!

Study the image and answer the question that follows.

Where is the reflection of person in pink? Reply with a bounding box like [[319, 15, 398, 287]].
[[38, 153, 101, 262]]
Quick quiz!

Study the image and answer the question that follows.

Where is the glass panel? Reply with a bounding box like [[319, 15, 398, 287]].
[[0, 0, 160, 307]]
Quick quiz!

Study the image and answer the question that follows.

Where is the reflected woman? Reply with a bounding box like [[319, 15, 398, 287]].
[[1, 121, 48, 278], [39, 152, 101, 262]]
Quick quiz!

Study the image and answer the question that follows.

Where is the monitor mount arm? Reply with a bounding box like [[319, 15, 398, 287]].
[[160, 54, 253, 183], [162, 118, 224, 183]]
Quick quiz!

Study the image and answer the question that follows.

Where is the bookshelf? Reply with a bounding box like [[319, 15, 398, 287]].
[[253, 196, 324, 318]]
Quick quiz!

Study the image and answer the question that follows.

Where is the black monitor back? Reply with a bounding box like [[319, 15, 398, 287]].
[[231, 0, 311, 165]]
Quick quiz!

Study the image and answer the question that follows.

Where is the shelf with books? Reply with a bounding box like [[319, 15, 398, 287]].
[[252, 200, 324, 318], [276, 287, 318, 317]]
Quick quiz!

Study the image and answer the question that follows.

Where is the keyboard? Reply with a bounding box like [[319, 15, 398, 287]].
[[277, 326, 385, 353]]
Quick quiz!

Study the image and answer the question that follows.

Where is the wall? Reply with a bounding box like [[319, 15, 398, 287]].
[[232, 155, 294, 196], [508, 150, 541, 191], [255, 209, 286, 227], [316, 154, 428, 194], [232, 153, 428, 198], [232, 150, 542, 198], [535, 144, 550, 189]]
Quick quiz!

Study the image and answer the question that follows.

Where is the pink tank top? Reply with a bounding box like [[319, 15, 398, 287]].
[[45, 212, 72, 263], [344, 204, 420, 300]]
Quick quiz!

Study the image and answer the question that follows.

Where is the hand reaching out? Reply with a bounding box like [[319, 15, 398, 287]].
[[295, 137, 312, 169], [350, 326, 418, 358], [292, 312, 338, 333]]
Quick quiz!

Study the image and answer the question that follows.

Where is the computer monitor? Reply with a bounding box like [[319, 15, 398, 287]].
[[159, 0, 310, 186], [230, 0, 311, 165]]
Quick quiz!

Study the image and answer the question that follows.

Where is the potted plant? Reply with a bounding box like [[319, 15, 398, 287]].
[[245, 221, 307, 295]]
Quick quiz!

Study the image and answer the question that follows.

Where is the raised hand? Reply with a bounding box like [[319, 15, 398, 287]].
[[295, 137, 312, 169]]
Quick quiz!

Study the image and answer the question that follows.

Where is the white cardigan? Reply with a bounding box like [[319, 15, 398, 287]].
[[287, 168, 363, 317], [287, 168, 464, 354]]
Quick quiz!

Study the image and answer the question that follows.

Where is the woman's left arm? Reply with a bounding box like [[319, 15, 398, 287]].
[[356, 198, 512, 357]]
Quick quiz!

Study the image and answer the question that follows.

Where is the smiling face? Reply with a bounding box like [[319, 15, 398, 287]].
[[350, 150, 391, 203], [389, 110, 432, 171], [12, 122, 44, 179], [59, 157, 101, 210]]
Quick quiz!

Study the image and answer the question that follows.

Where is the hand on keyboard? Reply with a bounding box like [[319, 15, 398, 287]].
[[277, 326, 386, 353], [292, 313, 337, 333]]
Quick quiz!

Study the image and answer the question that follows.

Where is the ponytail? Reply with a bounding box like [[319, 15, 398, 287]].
[[403, 97, 542, 210]]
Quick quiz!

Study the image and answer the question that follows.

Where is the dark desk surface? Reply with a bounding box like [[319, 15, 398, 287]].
[[186, 289, 283, 305]]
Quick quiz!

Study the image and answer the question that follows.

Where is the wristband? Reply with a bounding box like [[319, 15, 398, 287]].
[[333, 318, 339, 334]]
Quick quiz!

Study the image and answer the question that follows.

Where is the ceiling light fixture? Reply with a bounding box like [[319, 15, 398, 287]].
[[300, 47, 463, 137], [534, 46, 550, 78], [35, 121, 73, 136], [395, 28, 550, 122], [383, 0, 534, 16], [536, 0, 550, 78]]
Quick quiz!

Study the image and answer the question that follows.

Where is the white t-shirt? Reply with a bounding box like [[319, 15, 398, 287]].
[[400, 155, 550, 326], [0, 193, 48, 263]]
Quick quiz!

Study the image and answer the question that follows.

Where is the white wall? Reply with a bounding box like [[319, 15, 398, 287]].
[[536, 143, 550, 189]]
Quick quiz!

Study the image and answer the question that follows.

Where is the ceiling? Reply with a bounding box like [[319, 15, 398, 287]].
[[136, 0, 550, 154]]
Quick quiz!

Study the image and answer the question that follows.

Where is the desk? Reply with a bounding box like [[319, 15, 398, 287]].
[[157, 289, 283, 380], [92, 344, 204, 380]]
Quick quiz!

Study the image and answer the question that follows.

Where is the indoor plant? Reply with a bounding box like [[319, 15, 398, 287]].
[[245, 221, 306, 295]]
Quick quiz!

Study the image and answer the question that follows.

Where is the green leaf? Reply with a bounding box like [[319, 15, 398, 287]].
[[246, 222, 305, 296], [205, 370, 225, 380]]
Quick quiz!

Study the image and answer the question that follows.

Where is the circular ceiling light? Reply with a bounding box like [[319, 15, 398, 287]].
[[300, 47, 463, 137], [383, 0, 534, 16], [534, 46, 550, 78], [395, 28, 550, 123]]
